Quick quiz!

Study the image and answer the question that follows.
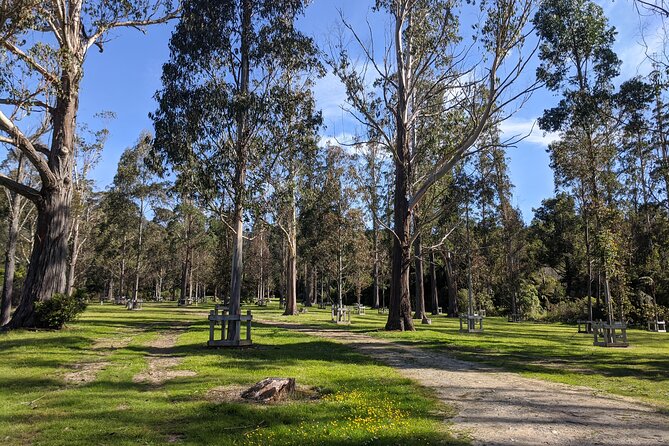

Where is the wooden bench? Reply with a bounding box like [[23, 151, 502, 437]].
[[354, 304, 366, 315], [592, 321, 628, 347], [647, 320, 667, 333], [208, 305, 253, 347], [331, 306, 350, 324], [577, 319, 593, 333], [459, 313, 484, 333]]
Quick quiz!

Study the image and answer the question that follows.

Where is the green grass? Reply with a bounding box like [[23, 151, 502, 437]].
[[255, 304, 669, 410], [0, 302, 463, 446]]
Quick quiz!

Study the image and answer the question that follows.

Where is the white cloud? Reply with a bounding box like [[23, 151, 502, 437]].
[[500, 118, 559, 147], [314, 72, 348, 122]]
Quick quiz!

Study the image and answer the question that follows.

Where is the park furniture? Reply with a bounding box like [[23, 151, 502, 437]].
[[208, 305, 253, 347], [126, 299, 143, 310], [577, 319, 593, 333], [459, 312, 484, 333], [354, 304, 366, 315], [378, 307, 388, 314], [331, 305, 350, 324], [640, 276, 665, 333], [647, 319, 667, 333], [592, 320, 628, 347]]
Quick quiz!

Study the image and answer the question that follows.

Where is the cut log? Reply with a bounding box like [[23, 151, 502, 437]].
[[241, 378, 295, 402]]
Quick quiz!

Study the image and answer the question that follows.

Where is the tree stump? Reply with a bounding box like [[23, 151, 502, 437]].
[[241, 378, 295, 402]]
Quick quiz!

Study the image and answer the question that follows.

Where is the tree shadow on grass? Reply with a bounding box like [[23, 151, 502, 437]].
[[0, 335, 89, 351], [410, 339, 669, 382]]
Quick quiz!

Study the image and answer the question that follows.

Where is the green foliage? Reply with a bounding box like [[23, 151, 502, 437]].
[[517, 280, 544, 320], [544, 297, 589, 323], [34, 292, 87, 329]]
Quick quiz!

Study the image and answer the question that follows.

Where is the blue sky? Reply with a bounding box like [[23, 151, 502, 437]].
[[77, 0, 664, 222]]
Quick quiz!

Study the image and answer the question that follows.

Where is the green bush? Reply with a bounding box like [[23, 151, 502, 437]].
[[518, 281, 545, 320], [544, 297, 589, 323], [34, 291, 88, 329]]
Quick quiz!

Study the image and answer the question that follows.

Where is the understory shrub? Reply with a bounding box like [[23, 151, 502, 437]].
[[34, 291, 88, 329], [544, 297, 589, 323]]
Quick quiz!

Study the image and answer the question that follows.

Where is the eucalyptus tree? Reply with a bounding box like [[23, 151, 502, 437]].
[[113, 133, 165, 302], [0, 0, 178, 328], [0, 150, 36, 325], [354, 141, 387, 308], [534, 0, 623, 323], [95, 189, 138, 301], [263, 73, 323, 316], [331, 0, 537, 330], [153, 0, 319, 337], [530, 194, 585, 298], [66, 120, 108, 295]]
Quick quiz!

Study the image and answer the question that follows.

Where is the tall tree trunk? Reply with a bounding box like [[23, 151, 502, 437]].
[[108, 277, 114, 301], [413, 216, 427, 321], [373, 222, 380, 308], [7, 62, 78, 327], [284, 239, 297, 315], [119, 234, 127, 300], [188, 262, 194, 301], [227, 0, 251, 341], [429, 250, 439, 315], [133, 195, 145, 302], [387, 163, 413, 330], [0, 199, 23, 326], [444, 251, 458, 317], [158, 269, 163, 300], [66, 215, 80, 295], [8, 189, 72, 327], [1, 178, 23, 325], [386, 6, 414, 331]]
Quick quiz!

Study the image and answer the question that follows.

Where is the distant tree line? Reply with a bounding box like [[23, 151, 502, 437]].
[[1, 0, 668, 333]]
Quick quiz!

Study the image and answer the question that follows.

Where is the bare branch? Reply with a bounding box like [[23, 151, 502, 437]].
[[85, 9, 181, 53], [0, 173, 41, 203], [0, 111, 55, 186]]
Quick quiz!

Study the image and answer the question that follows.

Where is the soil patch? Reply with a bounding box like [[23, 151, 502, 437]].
[[132, 325, 197, 386], [63, 361, 111, 385], [64, 334, 138, 385]]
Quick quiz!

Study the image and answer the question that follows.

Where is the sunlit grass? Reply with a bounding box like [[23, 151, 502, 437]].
[[254, 303, 669, 409], [0, 302, 463, 445]]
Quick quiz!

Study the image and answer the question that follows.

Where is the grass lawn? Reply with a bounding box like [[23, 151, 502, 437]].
[[0, 302, 463, 446], [256, 304, 669, 411]]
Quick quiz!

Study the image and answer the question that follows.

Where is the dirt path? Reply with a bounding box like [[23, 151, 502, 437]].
[[259, 321, 669, 446], [63, 334, 137, 385], [133, 324, 197, 385]]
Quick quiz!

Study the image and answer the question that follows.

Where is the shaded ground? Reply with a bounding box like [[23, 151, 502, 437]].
[[63, 334, 137, 385], [132, 324, 197, 385], [259, 320, 669, 446]]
